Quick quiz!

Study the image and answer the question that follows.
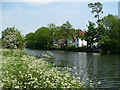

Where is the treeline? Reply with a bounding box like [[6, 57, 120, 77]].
[[1, 15, 120, 53], [25, 14, 120, 53], [25, 21, 75, 49]]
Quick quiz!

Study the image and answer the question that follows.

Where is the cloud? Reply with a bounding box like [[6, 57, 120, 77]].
[[17, 7, 23, 10]]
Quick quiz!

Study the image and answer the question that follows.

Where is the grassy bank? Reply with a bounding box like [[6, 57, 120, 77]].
[[0, 49, 97, 89]]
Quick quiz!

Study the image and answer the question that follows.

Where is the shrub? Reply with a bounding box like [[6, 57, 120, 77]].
[[50, 46, 61, 50], [2, 27, 24, 49], [61, 45, 76, 52]]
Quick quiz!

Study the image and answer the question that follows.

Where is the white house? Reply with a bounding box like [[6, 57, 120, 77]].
[[71, 29, 87, 47], [71, 37, 87, 47]]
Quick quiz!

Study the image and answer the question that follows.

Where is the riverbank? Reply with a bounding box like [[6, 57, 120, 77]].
[[26, 45, 120, 54], [26, 46, 101, 53], [0, 49, 96, 88]]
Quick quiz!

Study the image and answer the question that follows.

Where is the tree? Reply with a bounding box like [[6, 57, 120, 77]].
[[84, 21, 97, 48], [102, 14, 120, 52], [25, 27, 52, 49], [47, 23, 56, 46], [25, 33, 36, 49], [35, 27, 52, 48], [88, 2, 103, 26], [2, 27, 24, 49], [96, 25, 111, 48], [57, 21, 75, 46]]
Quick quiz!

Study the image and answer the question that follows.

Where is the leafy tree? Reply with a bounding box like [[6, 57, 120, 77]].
[[96, 25, 111, 47], [25, 33, 36, 49], [84, 21, 97, 48], [25, 27, 52, 49], [35, 27, 52, 48], [47, 23, 56, 46], [56, 21, 75, 46], [88, 2, 103, 26], [2, 27, 24, 49], [102, 14, 120, 52]]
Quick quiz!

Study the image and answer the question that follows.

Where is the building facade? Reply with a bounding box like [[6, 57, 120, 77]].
[[71, 37, 87, 47], [71, 29, 87, 47]]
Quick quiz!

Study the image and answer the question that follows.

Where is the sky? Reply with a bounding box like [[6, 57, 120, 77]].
[[0, 0, 119, 37]]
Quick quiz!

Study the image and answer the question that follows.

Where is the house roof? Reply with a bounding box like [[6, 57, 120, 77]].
[[78, 29, 85, 36], [72, 29, 86, 42]]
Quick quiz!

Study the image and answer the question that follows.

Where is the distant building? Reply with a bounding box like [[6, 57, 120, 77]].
[[71, 29, 87, 47], [118, 1, 120, 18]]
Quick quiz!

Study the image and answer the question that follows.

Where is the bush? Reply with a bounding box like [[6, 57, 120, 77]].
[[60, 45, 76, 51], [50, 46, 61, 50], [2, 27, 24, 49]]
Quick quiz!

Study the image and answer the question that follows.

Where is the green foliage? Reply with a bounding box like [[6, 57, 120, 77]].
[[25, 33, 36, 49], [26, 27, 52, 49], [84, 21, 97, 48], [61, 45, 76, 51], [47, 23, 57, 46], [88, 2, 103, 25], [50, 46, 61, 50], [96, 25, 111, 45], [26, 21, 75, 49], [102, 14, 120, 53], [2, 27, 24, 49], [84, 21, 111, 50], [55, 21, 75, 46]]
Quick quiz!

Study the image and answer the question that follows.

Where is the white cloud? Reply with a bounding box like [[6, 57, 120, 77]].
[[17, 7, 23, 10]]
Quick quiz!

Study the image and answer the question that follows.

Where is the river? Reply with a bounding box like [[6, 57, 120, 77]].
[[24, 48, 120, 88]]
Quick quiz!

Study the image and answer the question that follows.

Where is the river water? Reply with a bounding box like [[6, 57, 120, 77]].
[[24, 48, 120, 88]]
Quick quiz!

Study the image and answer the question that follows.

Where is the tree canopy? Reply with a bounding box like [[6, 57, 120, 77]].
[[56, 21, 75, 46], [26, 27, 52, 49], [102, 14, 120, 52], [2, 27, 24, 49], [88, 2, 103, 26], [84, 21, 97, 48]]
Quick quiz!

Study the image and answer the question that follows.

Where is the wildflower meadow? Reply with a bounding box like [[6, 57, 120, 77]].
[[0, 49, 85, 88]]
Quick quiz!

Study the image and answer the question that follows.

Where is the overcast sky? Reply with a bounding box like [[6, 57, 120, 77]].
[[0, 0, 119, 37]]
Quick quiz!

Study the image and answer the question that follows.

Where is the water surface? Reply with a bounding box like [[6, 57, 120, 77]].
[[24, 48, 120, 88]]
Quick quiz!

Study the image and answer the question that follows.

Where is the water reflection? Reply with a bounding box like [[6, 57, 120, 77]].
[[24, 48, 120, 88]]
